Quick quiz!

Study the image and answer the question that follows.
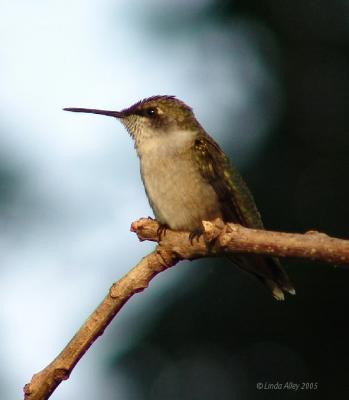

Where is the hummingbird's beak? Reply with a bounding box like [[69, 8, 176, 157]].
[[63, 107, 125, 118]]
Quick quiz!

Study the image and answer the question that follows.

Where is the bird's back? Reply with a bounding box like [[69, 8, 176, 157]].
[[193, 133, 295, 300]]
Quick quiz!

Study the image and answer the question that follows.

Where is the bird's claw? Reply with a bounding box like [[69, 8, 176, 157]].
[[189, 228, 204, 245], [157, 224, 168, 240]]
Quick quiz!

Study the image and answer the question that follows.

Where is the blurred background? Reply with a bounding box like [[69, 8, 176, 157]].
[[1, 1, 348, 399]]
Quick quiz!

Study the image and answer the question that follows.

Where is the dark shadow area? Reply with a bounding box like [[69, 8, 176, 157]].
[[106, 1, 349, 398]]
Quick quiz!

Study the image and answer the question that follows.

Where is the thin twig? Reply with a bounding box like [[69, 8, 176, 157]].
[[134, 218, 349, 265], [23, 218, 349, 400], [23, 248, 179, 400]]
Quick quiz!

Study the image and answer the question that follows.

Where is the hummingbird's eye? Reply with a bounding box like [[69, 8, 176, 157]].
[[145, 108, 157, 117]]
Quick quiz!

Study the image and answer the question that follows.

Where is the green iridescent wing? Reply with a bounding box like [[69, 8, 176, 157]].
[[193, 133, 295, 299], [193, 134, 264, 229]]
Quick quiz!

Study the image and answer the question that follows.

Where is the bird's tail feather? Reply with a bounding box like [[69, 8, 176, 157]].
[[227, 254, 295, 301]]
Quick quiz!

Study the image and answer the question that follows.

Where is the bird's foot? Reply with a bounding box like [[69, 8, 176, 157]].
[[189, 228, 204, 245], [157, 223, 169, 240]]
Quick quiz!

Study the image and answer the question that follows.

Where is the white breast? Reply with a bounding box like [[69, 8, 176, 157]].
[[135, 130, 221, 230]]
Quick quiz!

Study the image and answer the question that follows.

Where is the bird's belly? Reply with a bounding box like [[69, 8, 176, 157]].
[[141, 157, 221, 231]]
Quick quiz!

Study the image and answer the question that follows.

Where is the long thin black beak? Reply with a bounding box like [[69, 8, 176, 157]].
[[63, 107, 125, 118]]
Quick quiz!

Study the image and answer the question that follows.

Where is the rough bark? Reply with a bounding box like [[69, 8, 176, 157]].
[[24, 218, 349, 399]]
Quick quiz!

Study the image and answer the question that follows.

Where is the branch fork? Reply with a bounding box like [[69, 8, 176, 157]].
[[24, 218, 349, 400]]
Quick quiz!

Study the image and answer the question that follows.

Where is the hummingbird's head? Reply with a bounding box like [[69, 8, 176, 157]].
[[64, 95, 202, 141]]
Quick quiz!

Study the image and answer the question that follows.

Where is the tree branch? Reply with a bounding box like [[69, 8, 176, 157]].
[[23, 218, 349, 400], [134, 218, 349, 265]]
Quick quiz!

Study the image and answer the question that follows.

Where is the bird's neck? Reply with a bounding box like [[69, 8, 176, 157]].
[[135, 129, 198, 160]]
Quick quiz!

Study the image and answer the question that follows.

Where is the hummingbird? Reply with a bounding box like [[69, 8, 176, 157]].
[[64, 95, 295, 300]]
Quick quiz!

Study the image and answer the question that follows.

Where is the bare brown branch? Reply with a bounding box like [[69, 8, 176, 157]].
[[134, 218, 349, 265], [24, 218, 349, 400], [23, 249, 179, 400]]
